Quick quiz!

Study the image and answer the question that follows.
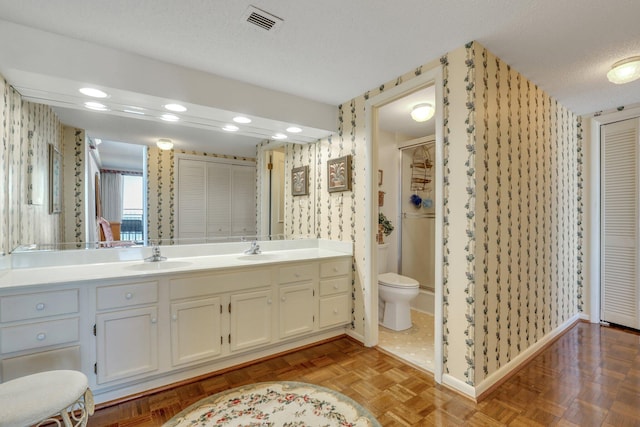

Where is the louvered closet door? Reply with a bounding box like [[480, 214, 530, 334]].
[[601, 118, 640, 329], [178, 160, 206, 240]]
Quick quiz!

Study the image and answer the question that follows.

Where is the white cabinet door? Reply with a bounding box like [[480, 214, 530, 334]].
[[229, 289, 273, 352], [96, 306, 158, 384], [279, 283, 315, 339], [171, 297, 222, 366]]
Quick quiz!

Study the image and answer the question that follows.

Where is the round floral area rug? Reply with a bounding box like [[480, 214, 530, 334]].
[[163, 381, 381, 427]]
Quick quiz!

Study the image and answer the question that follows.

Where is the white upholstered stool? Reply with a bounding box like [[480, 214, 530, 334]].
[[0, 370, 94, 427]]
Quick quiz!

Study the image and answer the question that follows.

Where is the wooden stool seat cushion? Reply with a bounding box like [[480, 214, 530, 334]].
[[0, 370, 89, 426]]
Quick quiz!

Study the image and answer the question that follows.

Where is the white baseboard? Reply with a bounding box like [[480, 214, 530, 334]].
[[442, 373, 476, 398], [473, 313, 581, 398]]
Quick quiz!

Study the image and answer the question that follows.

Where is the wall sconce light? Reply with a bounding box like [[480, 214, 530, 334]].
[[607, 56, 640, 84], [410, 103, 435, 122], [156, 138, 173, 150]]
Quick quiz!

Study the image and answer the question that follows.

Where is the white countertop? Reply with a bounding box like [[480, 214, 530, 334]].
[[0, 240, 353, 290]]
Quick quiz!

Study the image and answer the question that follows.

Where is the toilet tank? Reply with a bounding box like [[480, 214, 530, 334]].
[[377, 243, 389, 274]]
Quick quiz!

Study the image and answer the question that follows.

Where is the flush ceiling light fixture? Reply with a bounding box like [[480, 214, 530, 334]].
[[410, 103, 435, 122], [84, 101, 109, 111], [233, 116, 252, 124], [222, 124, 239, 132], [160, 113, 180, 122], [79, 87, 108, 98], [156, 138, 173, 150], [607, 56, 640, 84], [286, 126, 302, 133], [164, 103, 187, 112]]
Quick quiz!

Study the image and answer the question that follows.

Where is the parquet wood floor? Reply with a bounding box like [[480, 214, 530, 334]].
[[88, 322, 640, 426]]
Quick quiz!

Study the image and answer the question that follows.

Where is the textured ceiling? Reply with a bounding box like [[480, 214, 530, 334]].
[[1, 0, 640, 162]]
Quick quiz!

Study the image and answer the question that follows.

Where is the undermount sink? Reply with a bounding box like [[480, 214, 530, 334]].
[[236, 253, 285, 262], [126, 261, 193, 271]]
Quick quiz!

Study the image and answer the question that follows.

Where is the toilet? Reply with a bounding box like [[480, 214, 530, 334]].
[[378, 243, 420, 331]]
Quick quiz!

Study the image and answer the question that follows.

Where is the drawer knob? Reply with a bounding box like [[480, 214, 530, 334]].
[[333, 267, 338, 272], [281, 297, 286, 302], [125, 292, 134, 300], [35, 303, 46, 311], [172, 314, 178, 321], [36, 332, 47, 341], [151, 318, 157, 324], [333, 284, 339, 289], [267, 299, 272, 305], [294, 273, 300, 278], [333, 308, 339, 314]]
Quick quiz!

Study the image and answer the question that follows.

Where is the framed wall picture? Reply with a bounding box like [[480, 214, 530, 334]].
[[291, 165, 309, 196], [327, 155, 352, 193], [49, 143, 62, 214]]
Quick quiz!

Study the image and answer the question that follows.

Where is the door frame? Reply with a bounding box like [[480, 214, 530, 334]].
[[365, 66, 444, 383], [588, 105, 640, 323]]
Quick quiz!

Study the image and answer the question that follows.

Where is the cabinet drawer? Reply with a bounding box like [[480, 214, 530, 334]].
[[279, 263, 317, 284], [319, 277, 350, 297], [97, 281, 158, 310], [319, 295, 350, 329], [0, 318, 79, 353], [320, 259, 351, 278], [0, 289, 79, 323], [1, 346, 81, 382]]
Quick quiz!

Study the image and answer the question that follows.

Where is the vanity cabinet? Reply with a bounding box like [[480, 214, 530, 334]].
[[0, 288, 81, 382], [168, 268, 273, 367], [229, 288, 273, 352], [170, 297, 222, 366], [1, 249, 352, 403], [95, 281, 159, 384], [318, 259, 351, 329], [278, 263, 317, 339]]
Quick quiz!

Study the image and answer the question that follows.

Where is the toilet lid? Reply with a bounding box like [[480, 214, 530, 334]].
[[379, 272, 419, 289]]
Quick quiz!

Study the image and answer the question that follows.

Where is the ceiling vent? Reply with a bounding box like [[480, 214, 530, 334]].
[[243, 5, 283, 32]]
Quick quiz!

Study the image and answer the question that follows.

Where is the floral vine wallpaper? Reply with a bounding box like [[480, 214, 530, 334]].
[[282, 41, 583, 391]]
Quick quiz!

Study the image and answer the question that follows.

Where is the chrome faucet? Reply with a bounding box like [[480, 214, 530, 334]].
[[243, 240, 261, 255], [144, 245, 167, 262]]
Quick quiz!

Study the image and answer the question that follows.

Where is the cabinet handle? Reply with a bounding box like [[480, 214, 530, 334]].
[[172, 314, 178, 321], [125, 292, 133, 300], [267, 299, 272, 304], [294, 273, 300, 278], [333, 284, 339, 289], [35, 303, 46, 311], [333, 267, 338, 272], [333, 308, 339, 314], [151, 318, 157, 324], [36, 332, 47, 341], [281, 296, 286, 302]]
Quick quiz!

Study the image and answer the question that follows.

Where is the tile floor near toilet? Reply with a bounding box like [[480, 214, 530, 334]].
[[378, 310, 435, 372]]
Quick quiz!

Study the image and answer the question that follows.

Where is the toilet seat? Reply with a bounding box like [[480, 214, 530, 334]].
[[378, 272, 419, 289]]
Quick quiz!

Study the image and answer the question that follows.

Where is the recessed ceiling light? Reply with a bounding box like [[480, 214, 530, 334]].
[[164, 103, 187, 112], [79, 87, 108, 98], [124, 109, 145, 115], [156, 138, 174, 150], [223, 124, 239, 132], [272, 133, 287, 140], [84, 101, 109, 111], [233, 116, 252, 124], [94, 138, 102, 145], [286, 126, 302, 133], [161, 113, 180, 122]]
